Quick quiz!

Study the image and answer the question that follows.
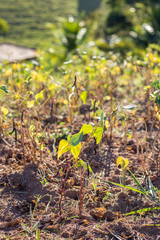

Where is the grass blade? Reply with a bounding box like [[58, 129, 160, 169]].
[[128, 169, 146, 193], [123, 206, 160, 216], [107, 181, 146, 195], [148, 176, 156, 201]]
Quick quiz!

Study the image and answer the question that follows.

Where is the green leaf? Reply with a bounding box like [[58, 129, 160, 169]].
[[71, 142, 81, 160], [0, 85, 9, 93], [27, 100, 34, 108], [152, 80, 160, 89], [107, 181, 146, 195], [67, 131, 83, 146], [155, 95, 160, 106], [124, 207, 160, 216], [58, 139, 70, 159], [128, 169, 146, 193], [35, 90, 44, 105], [92, 178, 97, 191], [80, 124, 93, 135], [80, 91, 88, 104], [79, 159, 85, 167], [93, 127, 103, 144], [88, 164, 93, 173]]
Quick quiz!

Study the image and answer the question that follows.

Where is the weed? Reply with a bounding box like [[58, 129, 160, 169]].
[[108, 157, 160, 209]]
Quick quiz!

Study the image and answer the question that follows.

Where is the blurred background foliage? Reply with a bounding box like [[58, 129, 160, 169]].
[[102, 0, 160, 55], [0, 0, 160, 68], [0, 18, 9, 35]]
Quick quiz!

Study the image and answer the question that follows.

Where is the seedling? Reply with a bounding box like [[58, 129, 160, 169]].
[[117, 156, 129, 186], [108, 157, 160, 208], [57, 123, 103, 217]]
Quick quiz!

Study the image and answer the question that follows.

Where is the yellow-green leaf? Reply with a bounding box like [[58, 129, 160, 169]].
[[35, 90, 44, 101], [80, 124, 93, 135], [105, 120, 109, 129], [27, 100, 34, 108], [80, 91, 88, 104], [35, 90, 44, 105], [58, 139, 70, 159], [71, 142, 81, 160], [93, 127, 103, 144], [1, 106, 8, 116], [117, 156, 129, 170]]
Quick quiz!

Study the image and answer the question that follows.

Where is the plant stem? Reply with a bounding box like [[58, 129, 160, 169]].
[[79, 164, 83, 218]]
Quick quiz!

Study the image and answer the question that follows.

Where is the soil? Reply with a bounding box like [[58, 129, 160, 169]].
[[0, 102, 160, 240]]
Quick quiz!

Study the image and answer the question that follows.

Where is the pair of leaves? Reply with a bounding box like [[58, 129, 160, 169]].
[[80, 124, 103, 145], [58, 124, 93, 159], [117, 156, 129, 170], [58, 124, 103, 160], [58, 132, 83, 160]]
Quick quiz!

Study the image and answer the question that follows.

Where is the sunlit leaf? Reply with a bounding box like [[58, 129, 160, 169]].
[[35, 90, 44, 105], [93, 127, 103, 144], [117, 156, 129, 170], [105, 120, 109, 129], [124, 207, 160, 216], [71, 142, 81, 160], [27, 100, 34, 108], [67, 131, 83, 146], [58, 139, 70, 159], [1, 107, 8, 116], [88, 164, 93, 173], [148, 53, 154, 62], [80, 91, 88, 104], [80, 124, 92, 135], [79, 159, 85, 167]]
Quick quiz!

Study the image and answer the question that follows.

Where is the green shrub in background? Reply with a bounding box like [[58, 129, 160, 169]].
[[62, 15, 87, 53], [40, 16, 88, 71], [0, 18, 9, 35], [101, 0, 160, 55]]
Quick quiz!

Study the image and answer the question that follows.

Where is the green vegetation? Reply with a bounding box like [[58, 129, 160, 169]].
[[101, 0, 160, 55], [1, 42, 160, 238], [0, 0, 78, 47], [0, 1, 160, 239], [0, 18, 9, 35]]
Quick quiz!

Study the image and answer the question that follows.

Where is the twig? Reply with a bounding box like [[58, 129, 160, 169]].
[[104, 226, 125, 240]]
